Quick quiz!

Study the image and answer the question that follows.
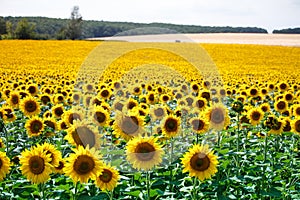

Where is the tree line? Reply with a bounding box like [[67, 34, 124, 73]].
[[272, 28, 300, 34], [6, 12, 300, 40]]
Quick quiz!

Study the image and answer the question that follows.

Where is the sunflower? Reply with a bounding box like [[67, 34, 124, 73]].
[[2, 105, 16, 123], [274, 100, 288, 113], [284, 92, 294, 103], [20, 96, 40, 117], [248, 88, 259, 97], [36, 143, 62, 168], [53, 94, 65, 104], [292, 104, 300, 117], [95, 164, 120, 191], [8, 91, 20, 108], [52, 104, 64, 118], [92, 106, 110, 126], [39, 93, 52, 105], [161, 115, 181, 138], [25, 116, 44, 137], [125, 98, 139, 111], [193, 97, 207, 111], [64, 145, 103, 183], [150, 104, 167, 120], [20, 147, 52, 184], [189, 117, 209, 134], [126, 136, 164, 170], [54, 159, 65, 174], [260, 103, 270, 113], [205, 103, 230, 131], [99, 88, 112, 100], [181, 144, 218, 181], [113, 111, 144, 141], [44, 117, 58, 131], [291, 117, 300, 135], [0, 138, 5, 148], [200, 90, 211, 101], [72, 92, 81, 104], [27, 84, 39, 96], [185, 95, 194, 107], [247, 108, 264, 126], [278, 82, 289, 92], [269, 118, 285, 135], [65, 120, 101, 149], [0, 151, 11, 181], [63, 109, 84, 127], [146, 92, 157, 105], [160, 94, 171, 103]]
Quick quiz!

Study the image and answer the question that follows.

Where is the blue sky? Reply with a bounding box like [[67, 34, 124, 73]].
[[1, 0, 299, 33]]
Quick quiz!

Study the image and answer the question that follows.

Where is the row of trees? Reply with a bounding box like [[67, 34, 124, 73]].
[[0, 6, 82, 40]]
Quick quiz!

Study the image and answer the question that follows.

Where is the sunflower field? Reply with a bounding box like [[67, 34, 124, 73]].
[[0, 40, 300, 199]]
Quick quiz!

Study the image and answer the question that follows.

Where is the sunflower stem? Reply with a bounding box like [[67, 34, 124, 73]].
[[236, 113, 240, 171], [217, 131, 221, 147], [39, 183, 46, 200], [73, 181, 79, 200], [196, 133, 199, 144], [146, 171, 151, 200], [192, 177, 198, 200], [169, 138, 174, 192], [0, 120, 9, 155], [263, 132, 268, 163]]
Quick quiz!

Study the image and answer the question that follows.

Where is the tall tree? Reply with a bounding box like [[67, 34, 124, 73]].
[[66, 6, 83, 40], [0, 17, 6, 35], [15, 19, 35, 39]]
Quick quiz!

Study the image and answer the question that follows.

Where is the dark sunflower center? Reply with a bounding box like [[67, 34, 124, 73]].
[[283, 121, 291, 132], [186, 97, 193, 106], [251, 111, 261, 121], [57, 96, 64, 101], [25, 100, 37, 112], [41, 96, 50, 104], [121, 116, 139, 135], [54, 107, 63, 117], [69, 113, 81, 125], [134, 87, 140, 93], [74, 155, 95, 175], [162, 95, 169, 102], [190, 153, 210, 171], [0, 159, 2, 168], [128, 102, 137, 110], [210, 108, 225, 124], [280, 83, 287, 90], [154, 108, 164, 117], [60, 122, 67, 129], [114, 102, 124, 111], [261, 106, 268, 112], [95, 112, 106, 123], [101, 90, 109, 98], [135, 142, 155, 161], [196, 100, 205, 108], [286, 94, 293, 101], [192, 84, 199, 91], [11, 95, 19, 104], [295, 120, 300, 132], [220, 89, 226, 96], [28, 86, 36, 94], [29, 156, 45, 175], [296, 108, 300, 116], [250, 89, 257, 96], [87, 85, 93, 91], [192, 119, 204, 131], [165, 118, 178, 132], [272, 122, 282, 131], [201, 92, 210, 100], [277, 101, 286, 110], [45, 121, 55, 129], [148, 94, 155, 102], [30, 120, 43, 133], [73, 94, 80, 101], [100, 169, 113, 183], [55, 161, 64, 170]]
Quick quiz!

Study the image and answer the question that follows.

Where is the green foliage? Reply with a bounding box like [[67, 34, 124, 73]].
[[15, 18, 35, 39], [66, 6, 83, 40], [273, 27, 300, 34], [0, 16, 269, 40]]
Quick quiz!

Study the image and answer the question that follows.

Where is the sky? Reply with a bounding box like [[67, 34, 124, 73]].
[[1, 0, 300, 33]]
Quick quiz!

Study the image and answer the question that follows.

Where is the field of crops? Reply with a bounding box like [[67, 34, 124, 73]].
[[0, 40, 300, 199]]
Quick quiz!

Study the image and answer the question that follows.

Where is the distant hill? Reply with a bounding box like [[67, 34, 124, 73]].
[[1, 16, 268, 39], [273, 28, 300, 34]]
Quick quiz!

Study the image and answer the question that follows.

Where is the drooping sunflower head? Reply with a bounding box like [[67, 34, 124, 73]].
[[269, 118, 285, 135], [161, 115, 181, 138], [91, 106, 110, 126], [36, 142, 62, 168], [20, 96, 40, 117], [126, 136, 164, 171], [181, 144, 218, 181], [8, 92, 20, 108], [260, 103, 270, 113], [25, 116, 44, 137], [0, 151, 11, 181], [64, 145, 103, 183], [95, 164, 120, 191], [63, 108, 84, 127]]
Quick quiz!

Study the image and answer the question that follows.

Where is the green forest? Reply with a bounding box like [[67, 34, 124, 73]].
[[0, 15, 298, 40]]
